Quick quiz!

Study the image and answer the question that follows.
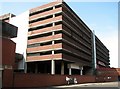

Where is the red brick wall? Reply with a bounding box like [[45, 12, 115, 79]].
[[96, 76, 118, 82], [70, 75, 95, 84], [14, 73, 67, 88], [8, 68, 120, 88], [96, 68, 120, 82], [1, 37, 16, 88], [13, 73, 96, 88], [97, 68, 119, 76], [1, 37, 16, 65], [2, 69, 14, 88]]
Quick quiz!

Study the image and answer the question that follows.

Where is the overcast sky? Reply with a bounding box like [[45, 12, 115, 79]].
[[0, 0, 118, 68]]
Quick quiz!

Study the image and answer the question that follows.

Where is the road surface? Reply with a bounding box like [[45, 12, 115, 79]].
[[38, 82, 120, 89]]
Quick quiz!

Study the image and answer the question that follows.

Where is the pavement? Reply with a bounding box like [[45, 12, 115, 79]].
[[38, 82, 120, 89]]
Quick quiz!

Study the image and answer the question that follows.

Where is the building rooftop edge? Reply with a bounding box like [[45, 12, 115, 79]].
[[0, 13, 16, 20]]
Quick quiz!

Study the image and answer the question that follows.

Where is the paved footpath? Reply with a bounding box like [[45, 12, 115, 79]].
[[37, 82, 120, 89]]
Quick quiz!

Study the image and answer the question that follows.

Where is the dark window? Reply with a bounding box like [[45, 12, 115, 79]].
[[27, 43, 40, 48], [54, 40, 62, 44], [55, 5, 61, 8], [55, 21, 62, 25], [30, 7, 53, 16], [40, 41, 52, 46], [55, 13, 62, 17], [54, 50, 62, 54], [27, 52, 40, 56], [55, 30, 62, 34], [29, 23, 52, 31], [40, 51, 52, 55], [27, 50, 52, 56], [29, 15, 53, 23], [28, 32, 52, 40]]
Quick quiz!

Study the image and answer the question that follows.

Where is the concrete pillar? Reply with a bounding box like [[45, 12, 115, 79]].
[[69, 68, 72, 75], [80, 67, 83, 75], [51, 8, 55, 75], [24, 62, 27, 73], [52, 11, 55, 45], [80, 70, 83, 75], [51, 60, 55, 75], [61, 62, 64, 75], [0, 70, 2, 89], [53, 6, 55, 26], [68, 64, 72, 75]]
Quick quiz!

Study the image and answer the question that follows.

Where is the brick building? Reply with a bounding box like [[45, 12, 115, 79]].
[[0, 20, 18, 88], [0, 1, 110, 76]]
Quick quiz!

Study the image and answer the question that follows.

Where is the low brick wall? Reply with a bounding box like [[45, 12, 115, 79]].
[[96, 68, 119, 82], [97, 68, 119, 76], [13, 73, 96, 88], [14, 73, 66, 88], [69, 75, 95, 84], [3, 69, 14, 88], [8, 68, 120, 88], [96, 76, 118, 82]]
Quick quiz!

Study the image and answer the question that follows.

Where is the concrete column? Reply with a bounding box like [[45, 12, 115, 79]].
[[69, 68, 72, 75], [80, 70, 83, 75], [61, 62, 64, 75], [68, 64, 72, 75], [0, 70, 2, 89], [52, 8, 55, 74], [80, 67, 83, 75], [53, 6, 55, 26], [51, 60, 55, 75], [52, 11, 55, 46], [51, 29, 55, 75], [24, 62, 27, 73]]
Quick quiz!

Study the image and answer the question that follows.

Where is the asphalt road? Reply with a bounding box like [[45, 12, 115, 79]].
[[38, 82, 120, 89]]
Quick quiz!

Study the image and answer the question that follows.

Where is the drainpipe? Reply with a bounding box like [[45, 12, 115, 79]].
[[92, 30, 97, 75]]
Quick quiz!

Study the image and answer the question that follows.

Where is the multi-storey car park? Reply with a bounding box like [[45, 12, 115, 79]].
[[26, 1, 110, 75], [0, 0, 110, 75]]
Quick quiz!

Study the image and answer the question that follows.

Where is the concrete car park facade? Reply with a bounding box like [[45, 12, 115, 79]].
[[26, 1, 110, 75]]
